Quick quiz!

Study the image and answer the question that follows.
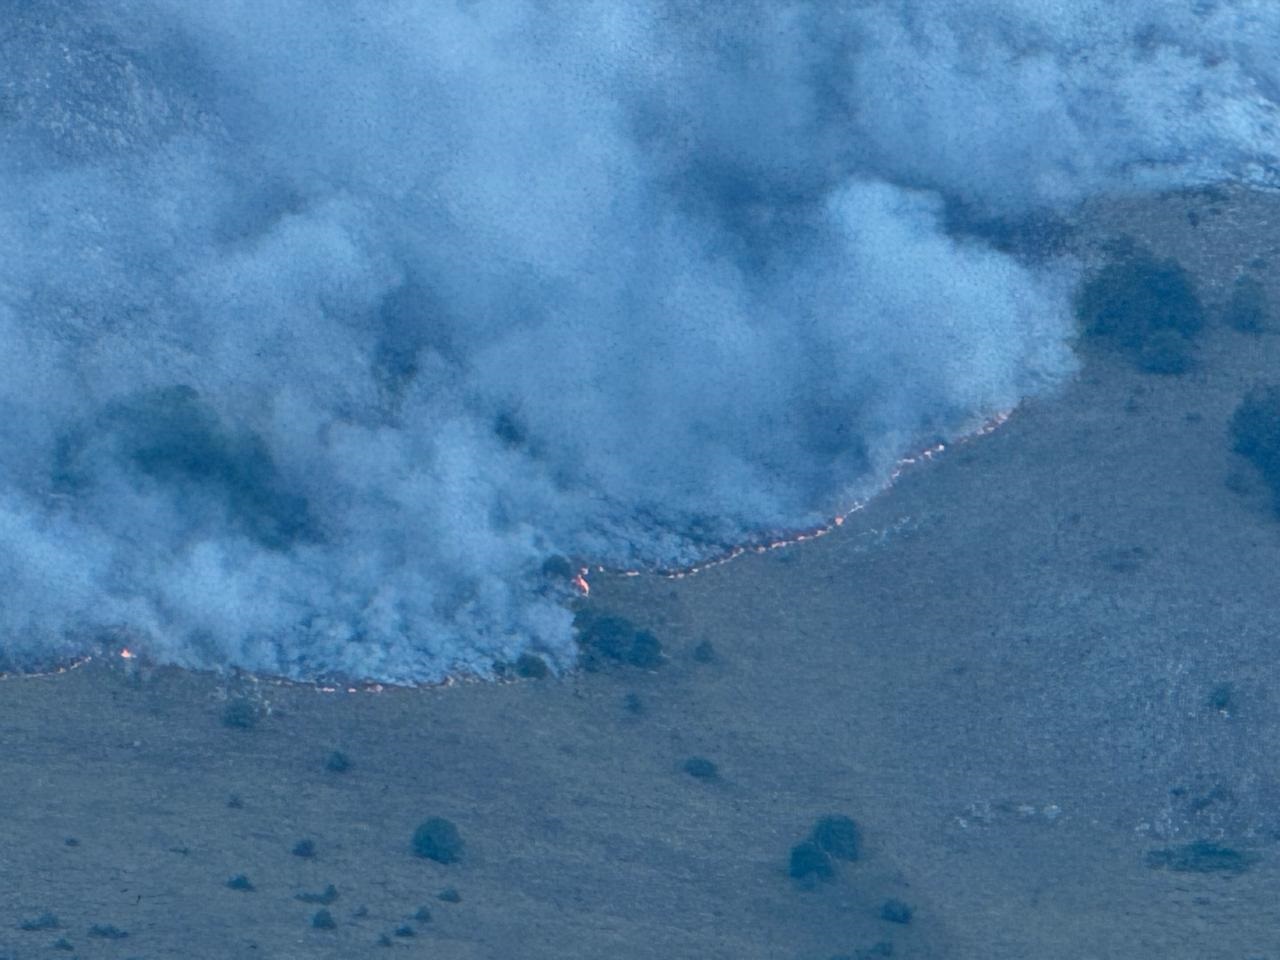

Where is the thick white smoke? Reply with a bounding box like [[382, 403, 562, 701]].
[[0, 1, 1275, 681]]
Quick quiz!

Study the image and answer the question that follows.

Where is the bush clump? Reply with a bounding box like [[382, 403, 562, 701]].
[[295, 884, 339, 905], [1230, 385, 1280, 513], [515, 652, 550, 679], [292, 838, 316, 858], [788, 841, 834, 883], [1145, 840, 1256, 875], [1225, 275, 1269, 332], [412, 817, 464, 864], [325, 750, 351, 773], [88, 924, 128, 939], [311, 909, 336, 930], [1075, 246, 1204, 374], [221, 698, 258, 729], [879, 899, 914, 924], [573, 610, 664, 670], [810, 815, 861, 861], [682, 756, 718, 780], [18, 912, 60, 931]]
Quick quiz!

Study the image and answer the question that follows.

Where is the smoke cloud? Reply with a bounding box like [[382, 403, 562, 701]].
[[0, 1, 1275, 681]]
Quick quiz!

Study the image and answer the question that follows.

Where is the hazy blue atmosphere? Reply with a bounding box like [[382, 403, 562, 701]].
[[2, 0, 1278, 682]]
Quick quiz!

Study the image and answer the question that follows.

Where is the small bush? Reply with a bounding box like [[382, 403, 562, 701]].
[[1075, 246, 1203, 374], [413, 905, 432, 922], [682, 756, 718, 780], [879, 899, 913, 924], [692, 639, 717, 664], [1229, 385, 1280, 513], [1145, 840, 1256, 875], [394, 925, 416, 937], [788, 841, 834, 882], [437, 887, 462, 903], [325, 750, 351, 773], [295, 884, 339, 905], [1225, 275, 1268, 332], [412, 817, 463, 864], [515, 653, 550, 679], [1207, 683, 1236, 714], [574, 611, 664, 670], [88, 924, 128, 939], [541, 554, 574, 579], [311, 909, 336, 930], [226, 874, 255, 891], [811, 815, 861, 861], [18, 912, 60, 931], [1137, 329, 1193, 374], [292, 839, 316, 858], [628, 630, 664, 669], [222, 698, 258, 729]]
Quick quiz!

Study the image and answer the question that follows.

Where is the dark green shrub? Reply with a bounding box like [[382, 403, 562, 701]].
[[88, 924, 128, 939], [1229, 385, 1280, 513], [295, 884, 338, 905], [1137, 329, 1193, 374], [1225, 275, 1268, 332], [394, 925, 416, 937], [325, 750, 351, 773], [222, 698, 257, 729], [412, 817, 463, 864], [573, 611, 664, 670], [810, 815, 861, 861], [879, 899, 913, 924], [692, 639, 717, 663], [1145, 840, 1256, 874], [627, 631, 663, 668], [413, 905, 432, 922], [1075, 247, 1204, 374], [18, 912, 60, 931], [311, 909, 336, 930], [515, 652, 550, 679], [682, 756, 718, 780], [437, 887, 462, 903], [57, 385, 318, 550], [226, 874, 255, 891], [1207, 683, 1236, 713], [541, 554, 574, 579], [292, 839, 316, 858], [788, 841, 833, 882]]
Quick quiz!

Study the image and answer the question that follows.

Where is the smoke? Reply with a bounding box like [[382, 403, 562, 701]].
[[0, 1, 1275, 681]]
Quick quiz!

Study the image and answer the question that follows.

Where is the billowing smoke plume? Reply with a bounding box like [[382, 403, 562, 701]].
[[0, 1, 1275, 681]]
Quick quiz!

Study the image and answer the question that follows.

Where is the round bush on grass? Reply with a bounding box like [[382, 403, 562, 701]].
[[412, 817, 463, 864]]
